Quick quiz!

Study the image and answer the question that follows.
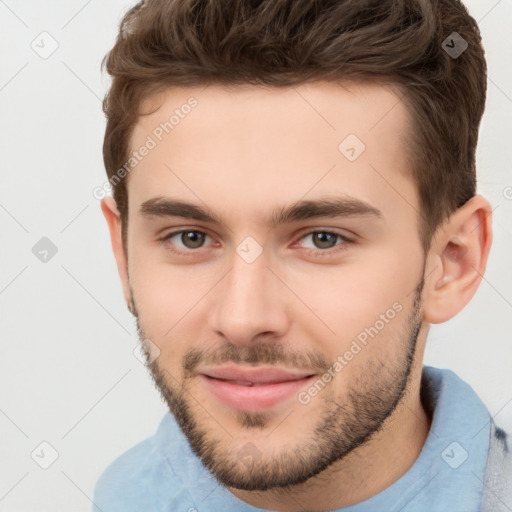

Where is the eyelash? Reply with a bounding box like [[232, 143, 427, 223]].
[[159, 229, 353, 257]]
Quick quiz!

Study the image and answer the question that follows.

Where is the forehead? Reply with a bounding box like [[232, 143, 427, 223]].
[[126, 81, 415, 225], [132, 81, 408, 154]]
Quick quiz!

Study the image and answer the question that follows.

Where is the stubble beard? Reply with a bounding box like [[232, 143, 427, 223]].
[[131, 279, 424, 491]]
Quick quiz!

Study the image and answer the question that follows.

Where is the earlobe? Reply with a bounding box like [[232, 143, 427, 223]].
[[100, 197, 133, 314], [422, 195, 493, 324]]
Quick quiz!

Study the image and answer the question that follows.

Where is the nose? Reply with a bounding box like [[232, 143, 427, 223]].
[[208, 250, 290, 346]]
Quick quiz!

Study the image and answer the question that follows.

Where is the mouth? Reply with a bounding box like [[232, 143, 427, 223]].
[[198, 365, 317, 412]]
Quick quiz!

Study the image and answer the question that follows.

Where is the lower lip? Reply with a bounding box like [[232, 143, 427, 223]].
[[200, 374, 315, 412]]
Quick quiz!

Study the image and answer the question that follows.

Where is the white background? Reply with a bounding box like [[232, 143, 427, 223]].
[[0, 1, 511, 510]]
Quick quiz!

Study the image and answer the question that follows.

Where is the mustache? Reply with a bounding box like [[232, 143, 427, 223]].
[[182, 342, 331, 374]]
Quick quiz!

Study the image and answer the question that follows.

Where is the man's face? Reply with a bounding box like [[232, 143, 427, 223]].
[[123, 81, 428, 490]]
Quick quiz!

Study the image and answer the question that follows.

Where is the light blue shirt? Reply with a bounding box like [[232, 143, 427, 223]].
[[92, 366, 494, 511]]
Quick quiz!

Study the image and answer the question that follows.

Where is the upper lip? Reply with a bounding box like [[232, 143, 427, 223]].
[[199, 365, 315, 384]]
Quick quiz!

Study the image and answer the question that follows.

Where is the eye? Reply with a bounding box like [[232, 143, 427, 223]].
[[159, 228, 352, 257], [297, 230, 350, 253], [161, 230, 213, 252]]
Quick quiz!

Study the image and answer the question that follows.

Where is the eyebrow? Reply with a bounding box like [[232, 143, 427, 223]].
[[139, 196, 382, 228]]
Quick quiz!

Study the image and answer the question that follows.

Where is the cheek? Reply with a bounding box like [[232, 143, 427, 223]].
[[129, 254, 220, 366], [128, 253, 190, 342], [129, 240, 201, 312], [286, 250, 419, 355]]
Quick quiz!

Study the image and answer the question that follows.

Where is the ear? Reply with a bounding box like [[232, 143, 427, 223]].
[[422, 195, 493, 324], [100, 197, 134, 315]]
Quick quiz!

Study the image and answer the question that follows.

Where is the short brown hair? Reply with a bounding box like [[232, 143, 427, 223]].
[[102, 0, 486, 252]]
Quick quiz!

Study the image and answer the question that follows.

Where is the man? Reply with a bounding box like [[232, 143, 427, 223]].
[[93, 0, 511, 510]]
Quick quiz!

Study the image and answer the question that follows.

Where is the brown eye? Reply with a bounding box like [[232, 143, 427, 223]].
[[180, 231, 206, 249], [162, 230, 211, 251], [312, 232, 338, 249], [300, 231, 346, 250]]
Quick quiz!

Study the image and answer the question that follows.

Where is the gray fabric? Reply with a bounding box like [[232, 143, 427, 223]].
[[481, 420, 512, 511]]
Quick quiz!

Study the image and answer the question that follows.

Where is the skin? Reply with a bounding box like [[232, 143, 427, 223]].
[[101, 81, 492, 511]]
